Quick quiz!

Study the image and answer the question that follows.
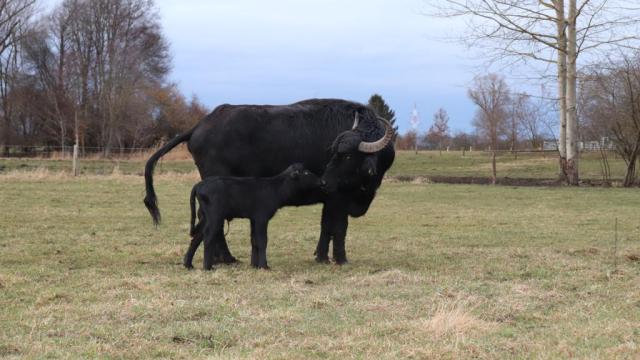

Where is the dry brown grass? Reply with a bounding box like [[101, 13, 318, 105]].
[[19, 142, 193, 161], [0, 166, 200, 182], [2, 169, 640, 358], [418, 298, 494, 340], [128, 143, 192, 161]]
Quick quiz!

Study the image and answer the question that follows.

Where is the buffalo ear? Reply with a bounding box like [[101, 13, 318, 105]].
[[290, 170, 300, 180], [361, 155, 378, 176]]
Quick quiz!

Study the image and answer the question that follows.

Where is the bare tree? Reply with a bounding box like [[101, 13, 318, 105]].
[[450, 130, 479, 153], [396, 130, 418, 151], [34, 0, 169, 154], [435, 0, 640, 185], [511, 92, 550, 150], [426, 107, 450, 154], [582, 53, 640, 186], [469, 73, 510, 184], [0, 0, 35, 155]]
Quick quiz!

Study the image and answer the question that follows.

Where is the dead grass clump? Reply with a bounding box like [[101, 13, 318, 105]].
[[412, 299, 494, 341], [0, 167, 69, 180], [348, 269, 423, 286]]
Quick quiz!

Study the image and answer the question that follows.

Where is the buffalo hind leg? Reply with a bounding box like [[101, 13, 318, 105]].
[[184, 225, 237, 267], [216, 226, 237, 264]]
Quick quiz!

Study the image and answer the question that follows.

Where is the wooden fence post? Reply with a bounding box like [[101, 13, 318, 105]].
[[72, 144, 79, 176]]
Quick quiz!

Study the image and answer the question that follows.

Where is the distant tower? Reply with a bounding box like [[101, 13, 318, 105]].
[[410, 104, 420, 154]]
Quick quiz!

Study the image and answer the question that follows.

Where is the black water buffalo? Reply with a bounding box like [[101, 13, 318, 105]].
[[144, 98, 395, 266], [189, 164, 322, 270]]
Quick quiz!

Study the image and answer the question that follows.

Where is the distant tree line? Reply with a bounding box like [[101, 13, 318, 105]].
[[394, 78, 553, 155], [0, 0, 206, 156]]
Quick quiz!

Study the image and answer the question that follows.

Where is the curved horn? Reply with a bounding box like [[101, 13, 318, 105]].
[[351, 112, 359, 130], [358, 116, 395, 153]]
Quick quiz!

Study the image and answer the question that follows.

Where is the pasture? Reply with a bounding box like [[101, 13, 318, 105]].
[[1, 168, 639, 358], [0, 149, 630, 182]]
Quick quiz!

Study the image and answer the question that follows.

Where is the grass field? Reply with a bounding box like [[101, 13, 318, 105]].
[[0, 149, 631, 182], [1, 171, 639, 358]]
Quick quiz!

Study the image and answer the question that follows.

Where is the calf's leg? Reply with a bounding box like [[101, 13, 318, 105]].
[[203, 217, 223, 271], [216, 226, 237, 264], [250, 219, 259, 267], [252, 219, 270, 269]]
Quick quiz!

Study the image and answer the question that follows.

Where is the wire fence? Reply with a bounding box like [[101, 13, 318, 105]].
[[1, 144, 616, 159], [0, 145, 156, 159]]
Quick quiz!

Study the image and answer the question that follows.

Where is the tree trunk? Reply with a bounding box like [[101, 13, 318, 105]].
[[2, 117, 9, 156], [566, 0, 580, 185], [491, 150, 497, 185], [623, 154, 636, 187], [556, 0, 568, 181]]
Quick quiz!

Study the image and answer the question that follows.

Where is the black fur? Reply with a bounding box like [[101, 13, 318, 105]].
[[190, 164, 321, 270], [143, 98, 395, 267]]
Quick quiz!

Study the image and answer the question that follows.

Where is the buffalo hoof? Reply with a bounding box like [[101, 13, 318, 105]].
[[334, 257, 348, 266], [183, 262, 194, 270], [250, 263, 270, 270], [315, 256, 331, 264], [221, 256, 238, 264], [211, 255, 237, 265]]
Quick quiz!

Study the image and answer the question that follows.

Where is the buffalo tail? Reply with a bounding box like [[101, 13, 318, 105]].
[[144, 129, 194, 226]]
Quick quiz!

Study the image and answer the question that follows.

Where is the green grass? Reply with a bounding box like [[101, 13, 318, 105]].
[[0, 150, 630, 181], [387, 150, 628, 180], [1, 174, 639, 358]]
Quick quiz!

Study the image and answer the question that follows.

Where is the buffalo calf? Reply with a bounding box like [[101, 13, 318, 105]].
[[189, 163, 322, 270]]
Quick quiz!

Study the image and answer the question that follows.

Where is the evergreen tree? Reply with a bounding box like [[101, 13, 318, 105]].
[[367, 94, 398, 132]]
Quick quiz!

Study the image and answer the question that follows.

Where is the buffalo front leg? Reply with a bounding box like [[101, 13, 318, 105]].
[[331, 211, 349, 265], [314, 204, 332, 263], [315, 201, 349, 264]]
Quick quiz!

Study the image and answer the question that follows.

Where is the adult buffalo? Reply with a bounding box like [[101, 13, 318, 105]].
[[144, 98, 395, 267]]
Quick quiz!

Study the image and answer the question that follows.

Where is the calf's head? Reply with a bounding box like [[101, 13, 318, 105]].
[[283, 163, 324, 192], [321, 112, 394, 193]]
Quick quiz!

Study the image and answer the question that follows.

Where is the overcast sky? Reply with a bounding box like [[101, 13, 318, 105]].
[[150, 0, 483, 134], [41, 0, 481, 134]]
